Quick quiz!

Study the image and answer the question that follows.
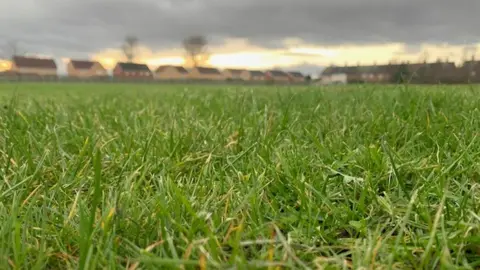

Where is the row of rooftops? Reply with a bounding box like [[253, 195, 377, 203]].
[[321, 59, 480, 76], [7, 55, 480, 78], [5, 56, 305, 78], [110, 61, 304, 77]]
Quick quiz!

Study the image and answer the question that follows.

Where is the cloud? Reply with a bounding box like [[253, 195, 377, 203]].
[[1, 0, 478, 55], [0, 0, 478, 74]]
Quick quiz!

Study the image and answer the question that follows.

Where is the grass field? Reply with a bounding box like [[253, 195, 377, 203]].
[[1, 83, 480, 269]]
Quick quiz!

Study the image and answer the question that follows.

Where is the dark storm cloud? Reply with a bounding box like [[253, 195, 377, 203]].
[[1, 0, 478, 56]]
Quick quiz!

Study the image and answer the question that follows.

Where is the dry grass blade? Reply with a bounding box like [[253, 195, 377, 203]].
[[128, 240, 165, 270]]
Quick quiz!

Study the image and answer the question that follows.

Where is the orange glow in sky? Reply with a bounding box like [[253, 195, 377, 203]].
[[208, 52, 287, 69], [145, 56, 185, 67], [0, 60, 11, 71], [1, 39, 479, 73], [90, 41, 480, 72]]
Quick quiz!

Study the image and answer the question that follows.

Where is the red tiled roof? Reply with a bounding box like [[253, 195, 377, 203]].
[[70, 60, 97, 70], [13, 56, 57, 69]]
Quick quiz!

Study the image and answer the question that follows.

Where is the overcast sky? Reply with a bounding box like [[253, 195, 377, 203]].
[[0, 0, 479, 73]]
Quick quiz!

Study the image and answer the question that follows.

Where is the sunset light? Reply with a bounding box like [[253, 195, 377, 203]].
[[145, 56, 185, 67], [0, 60, 11, 71], [85, 42, 480, 74], [208, 51, 300, 69], [288, 47, 338, 57]]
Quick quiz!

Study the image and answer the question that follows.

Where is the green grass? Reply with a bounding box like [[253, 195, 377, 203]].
[[0, 82, 480, 269]]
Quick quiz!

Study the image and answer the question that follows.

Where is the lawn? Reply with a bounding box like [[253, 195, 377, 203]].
[[0, 83, 479, 269]]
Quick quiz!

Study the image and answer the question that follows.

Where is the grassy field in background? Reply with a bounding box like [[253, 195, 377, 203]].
[[0, 83, 479, 269]]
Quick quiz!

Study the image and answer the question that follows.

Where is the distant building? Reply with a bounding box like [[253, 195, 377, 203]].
[[287, 71, 305, 83], [424, 61, 460, 83], [155, 65, 189, 80], [319, 68, 347, 85], [67, 59, 108, 78], [223, 68, 251, 81], [188, 66, 226, 81], [322, 64, 389, 83], [265, 70, 290, 83], [461, 58, 480, 83], [10, 56, 57, 79], [249, 70, 266, 81], [113, 62, 153, 79], [320, 60, 469, 84]]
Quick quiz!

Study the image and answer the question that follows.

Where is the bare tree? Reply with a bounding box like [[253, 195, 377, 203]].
[[418, 50, 430, 63], [122, 35, 138, 62], [465, 46, 477, 61], [183, 35, 209, 67], [2, 40, 24, 59]]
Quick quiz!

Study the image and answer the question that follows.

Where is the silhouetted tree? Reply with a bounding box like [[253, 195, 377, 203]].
[[122, 35, 138, 62], [183, 35, 209, 67], [2, 40, 25, 59]]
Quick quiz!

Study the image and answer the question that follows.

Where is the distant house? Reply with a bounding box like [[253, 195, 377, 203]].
[[423, 61, 458, 83], [461, 58, 480, 83], [223, 68, 251, 81], [321, 66, 350, 84], [372, 65, 397, 83], [321, 65, 389, 84], [320, 61, 467, 84], [250, 70, 266, 81], [10, 56, 57, 78], [188, 66, 226, 81], [358, 65, 386, 83], [265, 70, 290, 83], [319, 66, 348, 84], [287, 71, 305, 83], [67, 59, 108, 78], [113, 62, 153, 80], [155, 65, 189, 80]]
